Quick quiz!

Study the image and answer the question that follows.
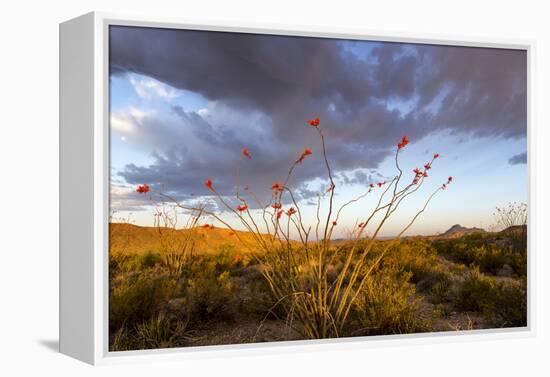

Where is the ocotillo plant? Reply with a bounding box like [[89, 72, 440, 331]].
[[136, 116, 453, 339]]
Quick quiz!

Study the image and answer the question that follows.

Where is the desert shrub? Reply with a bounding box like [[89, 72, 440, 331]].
[[457, 268, 526, 327], [379, 239, 454, 302], [430, 272, 453, 303], [432, 303, 452, 319], [109, 253, 130, 275], [109, 273, 179, 332], [493, 202, 527, 253], [184, 265, 237, 322], [489, 278, 527, 327], [506, 252, 527, 277], [110, 314, 191, 351], [435, 237, 525, 277], [353, 267, 427, 336], [133, 314, 191, 350], [473, 245, 507, 275], [384, 239, 438, 282], [110, 324, 132, 351], [457, 268, 497, 312], [434, 239, 476, 266], [139, 250, 162, 269]]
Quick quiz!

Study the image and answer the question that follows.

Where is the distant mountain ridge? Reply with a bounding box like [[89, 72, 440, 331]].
[[438, 224, 486, 239]]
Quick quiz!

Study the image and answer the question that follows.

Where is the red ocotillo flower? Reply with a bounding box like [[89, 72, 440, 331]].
[[136, 184, 150, 194], [271, 182, 283, 192], [378, 181, 385, 188], [286, 207, 297, 216], [296, 148, 313, 163], [332, 221, 337, 226], [308, 117, 320, 127], [271, 203, 282, 209], [327, 183, 335, 192], [434, 153, 440, 159], [358, 222, 365, 228], [242, 147, 251, 159], [277, 210, 284, 220], [398, 134, 409, 149], [424, 163, 431, 170], [448, 176, 453, 183], [370, 183, 375, 188], [236, 204, 249, 212], [413, 168, 422, 175], [204, 179, 213, 191]]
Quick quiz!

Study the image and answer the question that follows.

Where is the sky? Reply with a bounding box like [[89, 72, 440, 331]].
[[108, 25, 527, 237]]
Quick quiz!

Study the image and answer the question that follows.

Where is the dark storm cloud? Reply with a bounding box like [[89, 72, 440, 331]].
[[110, 26, 527, 204], [414, 45, 527, 138], [508, 152, 527, 165]]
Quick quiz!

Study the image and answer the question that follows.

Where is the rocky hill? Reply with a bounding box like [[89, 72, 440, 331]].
[[438, 224, 486, 239]]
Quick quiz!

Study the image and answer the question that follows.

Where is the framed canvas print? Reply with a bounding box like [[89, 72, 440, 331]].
[[59, 12, 533, 365]]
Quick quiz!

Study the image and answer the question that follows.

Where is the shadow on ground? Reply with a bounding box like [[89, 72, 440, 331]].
[[38, 339, 59, 352]]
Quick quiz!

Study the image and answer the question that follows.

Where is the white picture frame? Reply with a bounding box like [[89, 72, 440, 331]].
[[59, 11, 535, 365]]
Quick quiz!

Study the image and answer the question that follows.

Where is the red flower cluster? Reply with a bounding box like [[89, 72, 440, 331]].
[[327, 183, 335, 192], [308, 117, 320, 127], [236, 204, 249, 212], [242, 147, 251, 159], [296, 148, 313, 163], [286, 207, 297, 216], [276, 210, 284, 220], [397, 134, 409, 149], [332, 221, 337, 226], [412, 156, 435, 184], [369, 183, 374, 188], [136, 184, 150, 194], [271, 203, 282, 209], [204, 179, 213, 191], [434, 153, 440, 159], [271, 182, 283, 193], [377, 181, 385, 188], [358, 222, 365, 228]]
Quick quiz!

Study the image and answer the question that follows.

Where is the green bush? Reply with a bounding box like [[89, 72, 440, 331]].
[[139, 250, 162, 269], [185, 265, 237, 322], [457, 268, 496, 312], [433, 233, 526, 277], [490, 278, 527, 327], [109, 273, 179, 332], [457, 268, 526, 327], [353, 267, 427, 335], [430, 272, 453, 303]]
